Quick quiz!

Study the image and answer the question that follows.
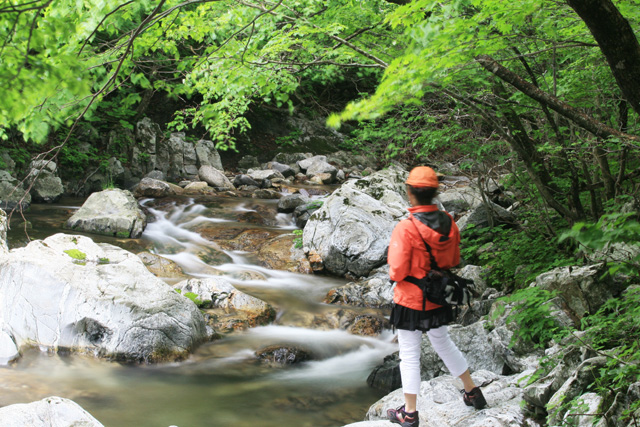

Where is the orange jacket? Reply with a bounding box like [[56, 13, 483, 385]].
[[388, 205, 461, 311]]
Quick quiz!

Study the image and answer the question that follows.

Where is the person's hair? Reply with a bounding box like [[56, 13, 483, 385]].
[[407, 185, 437, 205]]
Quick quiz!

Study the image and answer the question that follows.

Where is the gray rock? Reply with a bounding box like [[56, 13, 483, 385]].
[[256, 345, 310, 366], [272, 152, 311, 165], [325, 270, 394, 309], [437, 186, 483, 215], [174, 277, 274, 315], [303, 166, 409, 277], [30, 174, 64, 203], [0, 233, 207, 362], [367, 353, 402, 393], [456, 201, 517, 231], [298, 155, 327, 171], [563, 393, 606, 427], [133, 177, 175, 198], [534, 264, 615, 319], [356, 370, 530, 427], [145, 170, 165, 181], [547, 357, 608, 425], [0, 171, 31, 210], [183, 181, 209, 192], [252, 189, 281, 199], [248, 169, 285, 182], [199, 165, 234, 190], [420, 321, 506, 381], [136, 117, 161, 154], [457, 265, 488, 296], [233, 174, 260, 187], [270, 161, 295, 178], [277, 193, 310, 213], [0, 396, 104, 427], [26, 160, 64, 203], [0, 208, 8, 256], [65, 189, 147, 238], [194, 139, 223, 170]]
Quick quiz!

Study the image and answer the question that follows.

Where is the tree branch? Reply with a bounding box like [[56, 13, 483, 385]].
[[475, 54, 640, 146]]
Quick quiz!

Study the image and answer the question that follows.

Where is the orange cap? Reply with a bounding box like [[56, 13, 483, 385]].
[[405, 166, 439, 188]]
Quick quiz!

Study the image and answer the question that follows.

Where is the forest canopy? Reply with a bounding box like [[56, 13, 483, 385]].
[[1, 0, 640, 222]]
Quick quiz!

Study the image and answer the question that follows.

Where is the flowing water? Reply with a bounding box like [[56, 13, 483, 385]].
[[3, 195, 395, 427]]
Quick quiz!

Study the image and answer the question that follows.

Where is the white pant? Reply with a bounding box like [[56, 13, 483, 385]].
[[397, 327, 468, 395]]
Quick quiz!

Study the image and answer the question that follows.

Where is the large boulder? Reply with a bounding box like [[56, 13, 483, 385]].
[[0, 233, 208, 362], [0, 170, 31, 210], [199, 165, 235, 191], [157, 132, 199, 181], [324, 267, 394, 309], [455, 201, 517, 231], [534, 264, 618, 319], [0, 396, 104, 427], [302, 166, 409, 277], [349, 370, 530, 427], [65, 189, 146, 238], [194, 139, 223, 171], [27, 160, 64, 203], [133, 177, 176, 198]]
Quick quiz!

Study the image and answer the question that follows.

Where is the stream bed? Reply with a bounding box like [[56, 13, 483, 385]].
[[4, 195, 395, 427]]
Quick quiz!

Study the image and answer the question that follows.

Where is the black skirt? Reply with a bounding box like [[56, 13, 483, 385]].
[[390, 303, 454, 332]]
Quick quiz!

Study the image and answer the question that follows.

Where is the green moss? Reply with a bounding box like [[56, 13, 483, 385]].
[[64, 249, 86, 260], [116, 231, 130, 238], [98, 257, 110, 264], [343, 197, 351, 206], [184, 291, 204, 307]]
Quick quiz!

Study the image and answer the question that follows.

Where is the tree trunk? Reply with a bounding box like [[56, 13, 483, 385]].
[[566, 0, 640, 116]]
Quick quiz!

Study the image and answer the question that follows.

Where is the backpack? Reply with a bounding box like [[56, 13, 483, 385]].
[[404, 218, 473, 313]]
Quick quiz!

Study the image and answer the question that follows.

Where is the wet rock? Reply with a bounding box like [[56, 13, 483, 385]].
[[248, 169, 285, 183], [222, 229, 280, 251], [133, 177, 175, 198], [0, 396, 104, 427], [65, 189, 147, 238], [346, 315, 387, 337], [324, 274, 394, 309], [293, 201, 323, 228], [0, 233, 207, 362], [233, 174, 260, 188], [257, 234, 308, 272], [277, 193, 310, 213], [255, 345, 311, 366], [199, 165, 234, 191], [367, 353, 402, 393], [137, 252, 186, 279], [252, 189, 282, 199], [303, 166, 409, 277], [178, 277, 276, 331], [183, 181, 210, 193]]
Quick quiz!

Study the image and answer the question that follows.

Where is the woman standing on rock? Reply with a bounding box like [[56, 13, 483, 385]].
[[386, 166, 486, 427]]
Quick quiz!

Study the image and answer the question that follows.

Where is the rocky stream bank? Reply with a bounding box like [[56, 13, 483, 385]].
[[0, 143, 638, 426]]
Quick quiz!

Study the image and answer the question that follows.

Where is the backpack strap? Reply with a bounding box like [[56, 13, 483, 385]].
[[409, 216, 440, 271]]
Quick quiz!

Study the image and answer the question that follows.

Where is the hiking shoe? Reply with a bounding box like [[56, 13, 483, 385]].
[[462, 387, 487, 409], [387, 405, 419, 427]]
